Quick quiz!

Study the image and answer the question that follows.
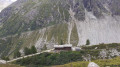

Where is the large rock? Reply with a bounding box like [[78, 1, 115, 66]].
[[88, 62, 99, 67], [0, 60, 6, 64]]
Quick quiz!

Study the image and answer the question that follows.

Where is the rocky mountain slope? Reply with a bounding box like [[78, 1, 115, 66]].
[[0, 0, 120, 58]]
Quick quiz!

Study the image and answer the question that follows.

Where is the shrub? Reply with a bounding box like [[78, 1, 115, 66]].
[[24, 46, 37, 55], [1, 56, 9, 61], [24, 47, 31, 55], [15, 51, 84, 66]]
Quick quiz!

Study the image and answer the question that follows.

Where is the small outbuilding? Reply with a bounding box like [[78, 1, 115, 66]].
[[72, 47, 81, 51]]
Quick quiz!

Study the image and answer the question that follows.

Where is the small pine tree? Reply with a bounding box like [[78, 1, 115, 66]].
[[24, 47, 31, 55], [14, 50, 21, 58], [31, 46, 37, 54], [86, 39, 90, 45]]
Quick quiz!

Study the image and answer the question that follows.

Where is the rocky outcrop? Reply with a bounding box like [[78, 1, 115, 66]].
[[99, 49, 120, 59]]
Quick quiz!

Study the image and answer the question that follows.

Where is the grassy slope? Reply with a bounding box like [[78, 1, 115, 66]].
[[0, 64, 23, 67], [0, 0, 72, 57], [54, 57, 120, 67], [70, 23, 79, 46], [53, 61, 89, 67], [0, 23, 70, 58], [0, 0, 70, 37]]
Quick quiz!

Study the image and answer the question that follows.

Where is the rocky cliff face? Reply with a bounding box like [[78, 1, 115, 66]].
[[0, 0, 120, 58]]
